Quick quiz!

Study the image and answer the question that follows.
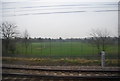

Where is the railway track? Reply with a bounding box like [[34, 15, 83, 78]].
[[2, 65, 120, 81]]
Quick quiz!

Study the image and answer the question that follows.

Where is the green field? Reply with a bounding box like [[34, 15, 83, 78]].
[[11, 41, 118, 59]]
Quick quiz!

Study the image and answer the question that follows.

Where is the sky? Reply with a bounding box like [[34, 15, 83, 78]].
[[1, 0, 119, 2], [1, 0, 119, 38]]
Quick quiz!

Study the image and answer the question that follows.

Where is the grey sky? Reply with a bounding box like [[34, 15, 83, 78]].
[[1, 0, 119, 38]]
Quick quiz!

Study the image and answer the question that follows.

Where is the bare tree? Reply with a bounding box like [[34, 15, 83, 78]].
[[0, 22, 18, 54], [90, 29, 110, 53], [22, 29, 30, 54]]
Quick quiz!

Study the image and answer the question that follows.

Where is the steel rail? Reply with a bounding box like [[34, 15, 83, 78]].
[[2, 66, 120, 73]]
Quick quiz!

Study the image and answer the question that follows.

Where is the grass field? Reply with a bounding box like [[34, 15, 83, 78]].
[[9, 41, 118, 59]]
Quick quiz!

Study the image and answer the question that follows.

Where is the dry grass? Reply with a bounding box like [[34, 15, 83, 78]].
[[2, 57, 119, 66]]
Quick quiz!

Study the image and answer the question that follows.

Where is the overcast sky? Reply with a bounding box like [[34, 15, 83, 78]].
[[1, 0, 119, 38], [2, 0, 119, 2]]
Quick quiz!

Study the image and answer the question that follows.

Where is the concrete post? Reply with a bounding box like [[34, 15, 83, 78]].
[[101, 51, 105, 68]]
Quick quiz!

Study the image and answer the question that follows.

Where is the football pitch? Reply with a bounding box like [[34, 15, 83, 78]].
[[14, 42, 118, 59]]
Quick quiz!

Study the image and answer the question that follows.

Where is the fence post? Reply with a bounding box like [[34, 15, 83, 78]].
[[101, 50, 105, 68]]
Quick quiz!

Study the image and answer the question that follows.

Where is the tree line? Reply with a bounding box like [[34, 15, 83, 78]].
[[0, 22, 118, 55]]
